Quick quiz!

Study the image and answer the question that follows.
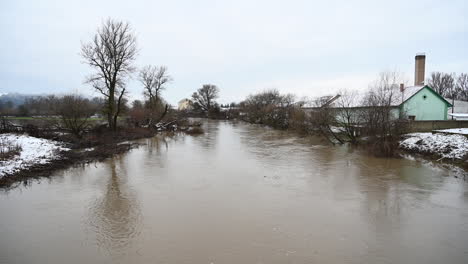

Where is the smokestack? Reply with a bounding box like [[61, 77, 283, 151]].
[[400, 83, 404, 92], [414, 53, 426, 86]]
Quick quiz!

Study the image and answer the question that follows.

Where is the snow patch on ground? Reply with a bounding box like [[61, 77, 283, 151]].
[[82, 147, 95, 152], [433, 128, 468, 135], [399, 132, 468, 160], [0, 133, 70, 178]]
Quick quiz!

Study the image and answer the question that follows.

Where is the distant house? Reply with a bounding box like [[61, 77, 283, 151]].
[[178, 98, 193, 111], [320, 85, 452, 121], [398, 85, 452, 120], [306, 54, 453, 121], [447, 99, 468, 120], [382, 54, 453, 120]]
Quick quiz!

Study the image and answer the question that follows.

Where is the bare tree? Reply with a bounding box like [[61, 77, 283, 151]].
[[456, 73, 468, 101], [428, 72, 457, 119], [334, 90, 362, 143], [81, 18, 138, 131], [306, 96, 344, 144], [361, 71, 407, 156], [192, 84, 219, 113], [139, 65, 172, 125], [240, 89, 296, 129], [428, 72, 455, 98]]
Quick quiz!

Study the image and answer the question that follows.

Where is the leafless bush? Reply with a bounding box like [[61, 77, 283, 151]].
[[139, 65, 171, 126], [0, 138, 21, 161], [0, 117, 18, 133], [360, 72, 408, 156], [53, 95, 96, 138], [305, 96, 345, 144], [304, 72, 408, 151], [127, 100, 148, 127], [333, 90, 363, 143], [288, 107, 309, 134], [240, 89, 296, 129]]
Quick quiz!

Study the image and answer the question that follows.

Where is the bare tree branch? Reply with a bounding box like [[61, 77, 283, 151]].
[[428, 72, 455, 98], [139, 65, 172, 126], [81, 18, 137, 131], [192, 84, 219, 114], [457, 73, 468, 100]]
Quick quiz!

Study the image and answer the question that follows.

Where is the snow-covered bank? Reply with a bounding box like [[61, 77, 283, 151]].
[[399, 133, 468, 160], [0, 134, 69, 178]]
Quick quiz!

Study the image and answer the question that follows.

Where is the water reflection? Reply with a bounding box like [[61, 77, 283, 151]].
[[87, 156, 141, 258], [1, 120, 467, 264], [144, 132, 185, 154], [192, 119, 220, 150]]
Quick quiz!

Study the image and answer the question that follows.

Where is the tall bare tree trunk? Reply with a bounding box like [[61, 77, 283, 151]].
[[81, 19, 137, 132], [108, 90, 115, 130]]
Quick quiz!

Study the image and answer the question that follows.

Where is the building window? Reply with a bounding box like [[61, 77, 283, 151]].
[[408, 115, 416, 120], [423, 95, 427, 100]]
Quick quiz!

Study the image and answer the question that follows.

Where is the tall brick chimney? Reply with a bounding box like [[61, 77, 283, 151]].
[[414, 53, 426, 86]]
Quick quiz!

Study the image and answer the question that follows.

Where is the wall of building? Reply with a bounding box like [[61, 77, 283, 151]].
[[178, 100, 193, 111], [448, 99, 468, 114], [405, 120, 468, 132], [402, 87, 448, 120]]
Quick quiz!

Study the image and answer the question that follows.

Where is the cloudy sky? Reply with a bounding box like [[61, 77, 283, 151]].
[[1, 0, 467, 104]]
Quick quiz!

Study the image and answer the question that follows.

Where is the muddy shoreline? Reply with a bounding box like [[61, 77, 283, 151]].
[[0, 117, 208, 189], [0, 128, 166, 189], [399, 149, 468, 177]]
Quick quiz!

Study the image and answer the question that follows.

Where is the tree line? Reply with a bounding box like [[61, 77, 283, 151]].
[[0, 18, 227, 137], [238, 72, 415, 156], [81, 18, 227, 129], [428, 72, 468, 100], [2, 17, 467, 151]]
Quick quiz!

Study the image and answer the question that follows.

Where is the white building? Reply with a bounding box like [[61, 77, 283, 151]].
[[178, 98, 193, 111], [447, 99, 468, 120]]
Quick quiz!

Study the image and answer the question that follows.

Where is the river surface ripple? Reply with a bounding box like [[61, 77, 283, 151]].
[[1, 120, 467, 264]]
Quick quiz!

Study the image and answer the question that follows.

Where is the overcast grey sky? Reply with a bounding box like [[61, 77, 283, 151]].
[[1, 0, 467, 104]]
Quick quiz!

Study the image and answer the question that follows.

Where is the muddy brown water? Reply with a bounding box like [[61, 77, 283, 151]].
[[1, 120, 467, 264]]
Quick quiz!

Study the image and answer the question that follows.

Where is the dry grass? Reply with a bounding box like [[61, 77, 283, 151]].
[[0, 137, 22, 161]]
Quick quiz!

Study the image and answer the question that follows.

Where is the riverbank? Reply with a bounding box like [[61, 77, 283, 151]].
[[0, 121, 206, 188], [0, 133, 70, 177], [399, 132, 468, 171], [0, 128, 155, 188]]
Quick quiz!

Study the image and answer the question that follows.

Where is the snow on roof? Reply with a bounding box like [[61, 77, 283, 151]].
[[325, 85, 425, 108], [328, 85, 459, 109], [400, 86, 425, 103], [310, 85, 455, 110]]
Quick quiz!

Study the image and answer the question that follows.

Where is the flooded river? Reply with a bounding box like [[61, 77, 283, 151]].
[[1, 120, 467, 264]]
